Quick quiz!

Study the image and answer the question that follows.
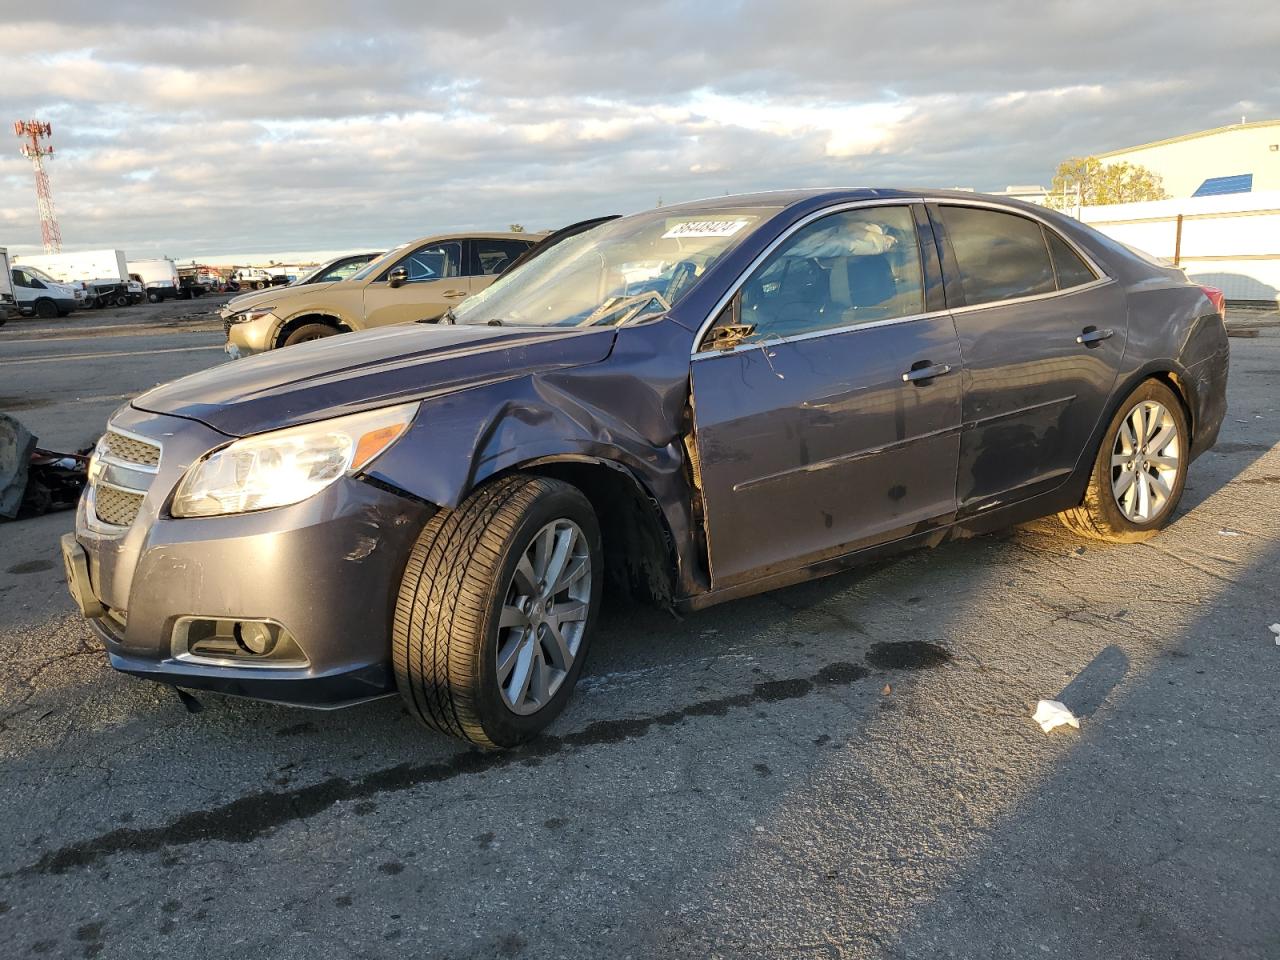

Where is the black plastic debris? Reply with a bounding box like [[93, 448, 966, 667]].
[[0, 413, 88, 520]]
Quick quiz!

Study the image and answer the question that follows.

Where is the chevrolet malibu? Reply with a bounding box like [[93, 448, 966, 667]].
[[63, 189, 1228, 747]]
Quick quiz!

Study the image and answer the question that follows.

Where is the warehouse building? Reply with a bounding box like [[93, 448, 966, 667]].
[[1098, 119, 1280, 198]]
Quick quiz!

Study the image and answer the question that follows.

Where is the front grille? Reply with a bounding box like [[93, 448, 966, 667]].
[[90, 428, 162, 530], [94, 486, 145, 526], [102, 431, 161, 467]]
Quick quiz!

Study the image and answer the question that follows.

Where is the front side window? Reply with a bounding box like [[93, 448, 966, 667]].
[[939, 206, 1056, 305], [451, 206, 778, 327], [393, 242, 461, 282], [473, 239, 532, 276], [729, 205, 924, 343]]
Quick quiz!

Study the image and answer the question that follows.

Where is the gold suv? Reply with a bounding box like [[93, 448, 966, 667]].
[[222, 231, 538, 357]]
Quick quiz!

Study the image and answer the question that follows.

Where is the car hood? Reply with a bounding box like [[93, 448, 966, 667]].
[[132, 322, 617, 437], [223, 281, 340, 314]]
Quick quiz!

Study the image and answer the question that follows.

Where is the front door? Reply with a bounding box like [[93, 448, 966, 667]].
[[362, 240, 469, 327], [690, 204, 964, 589], [930, 203, 1129, 512]]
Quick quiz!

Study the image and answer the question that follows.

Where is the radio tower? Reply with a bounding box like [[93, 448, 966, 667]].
[[14, 120, 62, 254]]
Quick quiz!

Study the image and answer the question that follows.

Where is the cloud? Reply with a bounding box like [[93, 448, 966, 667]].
[[2, 1, 1276, 257]]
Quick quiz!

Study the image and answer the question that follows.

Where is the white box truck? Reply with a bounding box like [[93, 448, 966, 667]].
[[0, 247, 16, 324], [127, 258, 181, 302], [14, 249, 142, 307]]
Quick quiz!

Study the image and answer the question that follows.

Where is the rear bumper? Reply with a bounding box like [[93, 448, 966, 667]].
[[69, 407, 435, 707]]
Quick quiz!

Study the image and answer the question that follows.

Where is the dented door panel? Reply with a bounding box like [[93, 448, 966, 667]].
[[690, 317, 963, 589]]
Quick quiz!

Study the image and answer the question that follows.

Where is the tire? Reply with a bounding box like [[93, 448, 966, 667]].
[[34, 298, 57, 319], [281, 322, 339, 347], [1059, 379, 1190, 542], [114, 294, 130, 307], [393, 474, 603, 748], [147, 291, 162, 303]]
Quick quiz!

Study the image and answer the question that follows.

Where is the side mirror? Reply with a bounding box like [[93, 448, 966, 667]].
[[707, 323, 756, 351], [387, 266, 408, 288]]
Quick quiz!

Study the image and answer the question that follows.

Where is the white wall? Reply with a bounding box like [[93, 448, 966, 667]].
[[1080, 191, 1280, 303], [1099, 122, 1280, 197]]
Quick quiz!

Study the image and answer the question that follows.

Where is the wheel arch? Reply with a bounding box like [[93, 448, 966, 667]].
[[505, 455, 679, 608], [274, 312, 351, 348]]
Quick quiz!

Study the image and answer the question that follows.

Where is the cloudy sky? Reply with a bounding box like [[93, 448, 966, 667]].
[[2, 1, 1276, 259]]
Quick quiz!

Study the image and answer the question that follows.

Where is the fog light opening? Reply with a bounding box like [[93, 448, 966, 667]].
[[234, 621, 278, 656]]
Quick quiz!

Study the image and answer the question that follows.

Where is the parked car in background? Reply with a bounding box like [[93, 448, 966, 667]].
[[63, 189, 1228, 748], [232, 267, 273, 290], [220, 252, 384, 318], [221, 232, 536, 357], [128, 258, 181, 303], [10, 263, 78, 317], [14, 249, 141, 308]]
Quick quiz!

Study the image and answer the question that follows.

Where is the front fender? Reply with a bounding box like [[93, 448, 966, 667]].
[[364, 318, 704, 596]]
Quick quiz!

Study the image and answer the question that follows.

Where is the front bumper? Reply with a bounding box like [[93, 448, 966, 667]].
[[223, 314, 277, 358], [68, 406, 434, 707]]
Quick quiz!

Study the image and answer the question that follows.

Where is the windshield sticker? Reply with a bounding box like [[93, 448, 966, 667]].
[[661, 219, 751, 240]]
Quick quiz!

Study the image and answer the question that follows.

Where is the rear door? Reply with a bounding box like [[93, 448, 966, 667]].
[[362, 240, 468, 327], [690, 202, 963, 589], [929, 203, 1128, 513]]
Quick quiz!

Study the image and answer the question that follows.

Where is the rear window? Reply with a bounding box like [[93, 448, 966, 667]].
[[940, 206, 1055, 306], [1045, 230, 1097, 289]]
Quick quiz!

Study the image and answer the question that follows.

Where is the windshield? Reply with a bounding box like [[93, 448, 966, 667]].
[[450, 206, 779, 327], [348, 243, 412, 283], [24, 265, 59, 284], [294, 254, 379, 285]]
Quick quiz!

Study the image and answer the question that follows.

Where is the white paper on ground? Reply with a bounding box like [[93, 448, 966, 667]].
[[1032, 699, 1080, 733], [1270, 623, 1280, 645]]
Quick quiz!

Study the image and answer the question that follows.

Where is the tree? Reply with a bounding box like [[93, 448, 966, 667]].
[[1046, 156, 1168, 209], [508, 223, 525, 233]]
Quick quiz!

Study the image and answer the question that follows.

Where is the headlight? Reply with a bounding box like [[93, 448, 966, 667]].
[[227, 306, 276, 325], [171, 403, 418, 517]]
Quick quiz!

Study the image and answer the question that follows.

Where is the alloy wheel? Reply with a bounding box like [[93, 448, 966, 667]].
[[1111, 399, 1181, 523], [496, 519, 592, 715]]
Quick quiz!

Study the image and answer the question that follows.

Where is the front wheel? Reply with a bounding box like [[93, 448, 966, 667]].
[[1059, 379, 1190, 542], [393, 475, 602, 747], [281, 322, 339, 347], [34, 298, 58, 319]]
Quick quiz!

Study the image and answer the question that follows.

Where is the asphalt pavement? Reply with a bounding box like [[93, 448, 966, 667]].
[[0, 308, 1277, 959]]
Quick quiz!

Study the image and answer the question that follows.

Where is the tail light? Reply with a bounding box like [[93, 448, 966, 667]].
[[1199, 284, 1226, 320]]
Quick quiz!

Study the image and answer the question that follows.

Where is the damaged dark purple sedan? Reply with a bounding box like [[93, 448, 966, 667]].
[[63, 189, 1228, 746]]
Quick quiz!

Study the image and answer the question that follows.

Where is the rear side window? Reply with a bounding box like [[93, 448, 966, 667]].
[[473, 239, 533, 276], [940, 206, 1055, 306], [1045, 229, 1097, 289]]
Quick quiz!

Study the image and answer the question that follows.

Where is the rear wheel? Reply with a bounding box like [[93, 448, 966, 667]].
[[281, 322, 339, 347], [392, 474, 602, 747], [1059, 379, 1189, 542]]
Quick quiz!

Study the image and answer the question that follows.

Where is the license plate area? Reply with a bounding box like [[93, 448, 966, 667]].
[[61, 532, 106, 619]]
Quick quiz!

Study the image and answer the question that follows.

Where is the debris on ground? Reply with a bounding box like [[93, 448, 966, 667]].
[[1270, 624, 1280, 645], [1219, 528, 1241, 537], [0, 413, 88, 520], [1032, 699, 1080, 733]]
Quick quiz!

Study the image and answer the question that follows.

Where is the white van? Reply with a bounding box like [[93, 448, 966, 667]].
[[0, 248, 16, 323], [9, 263, 78, 318], [128, 258, 180, 302]]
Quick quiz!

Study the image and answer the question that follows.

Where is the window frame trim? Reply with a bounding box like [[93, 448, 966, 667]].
[[691, 196, 1116, 359], [692, 198, 941, 359]]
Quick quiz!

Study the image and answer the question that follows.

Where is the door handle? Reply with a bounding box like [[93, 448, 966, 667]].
[[1076, 327, 1114, 345], [902, 362, 953, 383], [442, 289, 468, 299]]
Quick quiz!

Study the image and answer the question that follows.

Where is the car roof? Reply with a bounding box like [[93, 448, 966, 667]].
[[655, 187, 1039, 214], [402, 230, 547, 245]]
